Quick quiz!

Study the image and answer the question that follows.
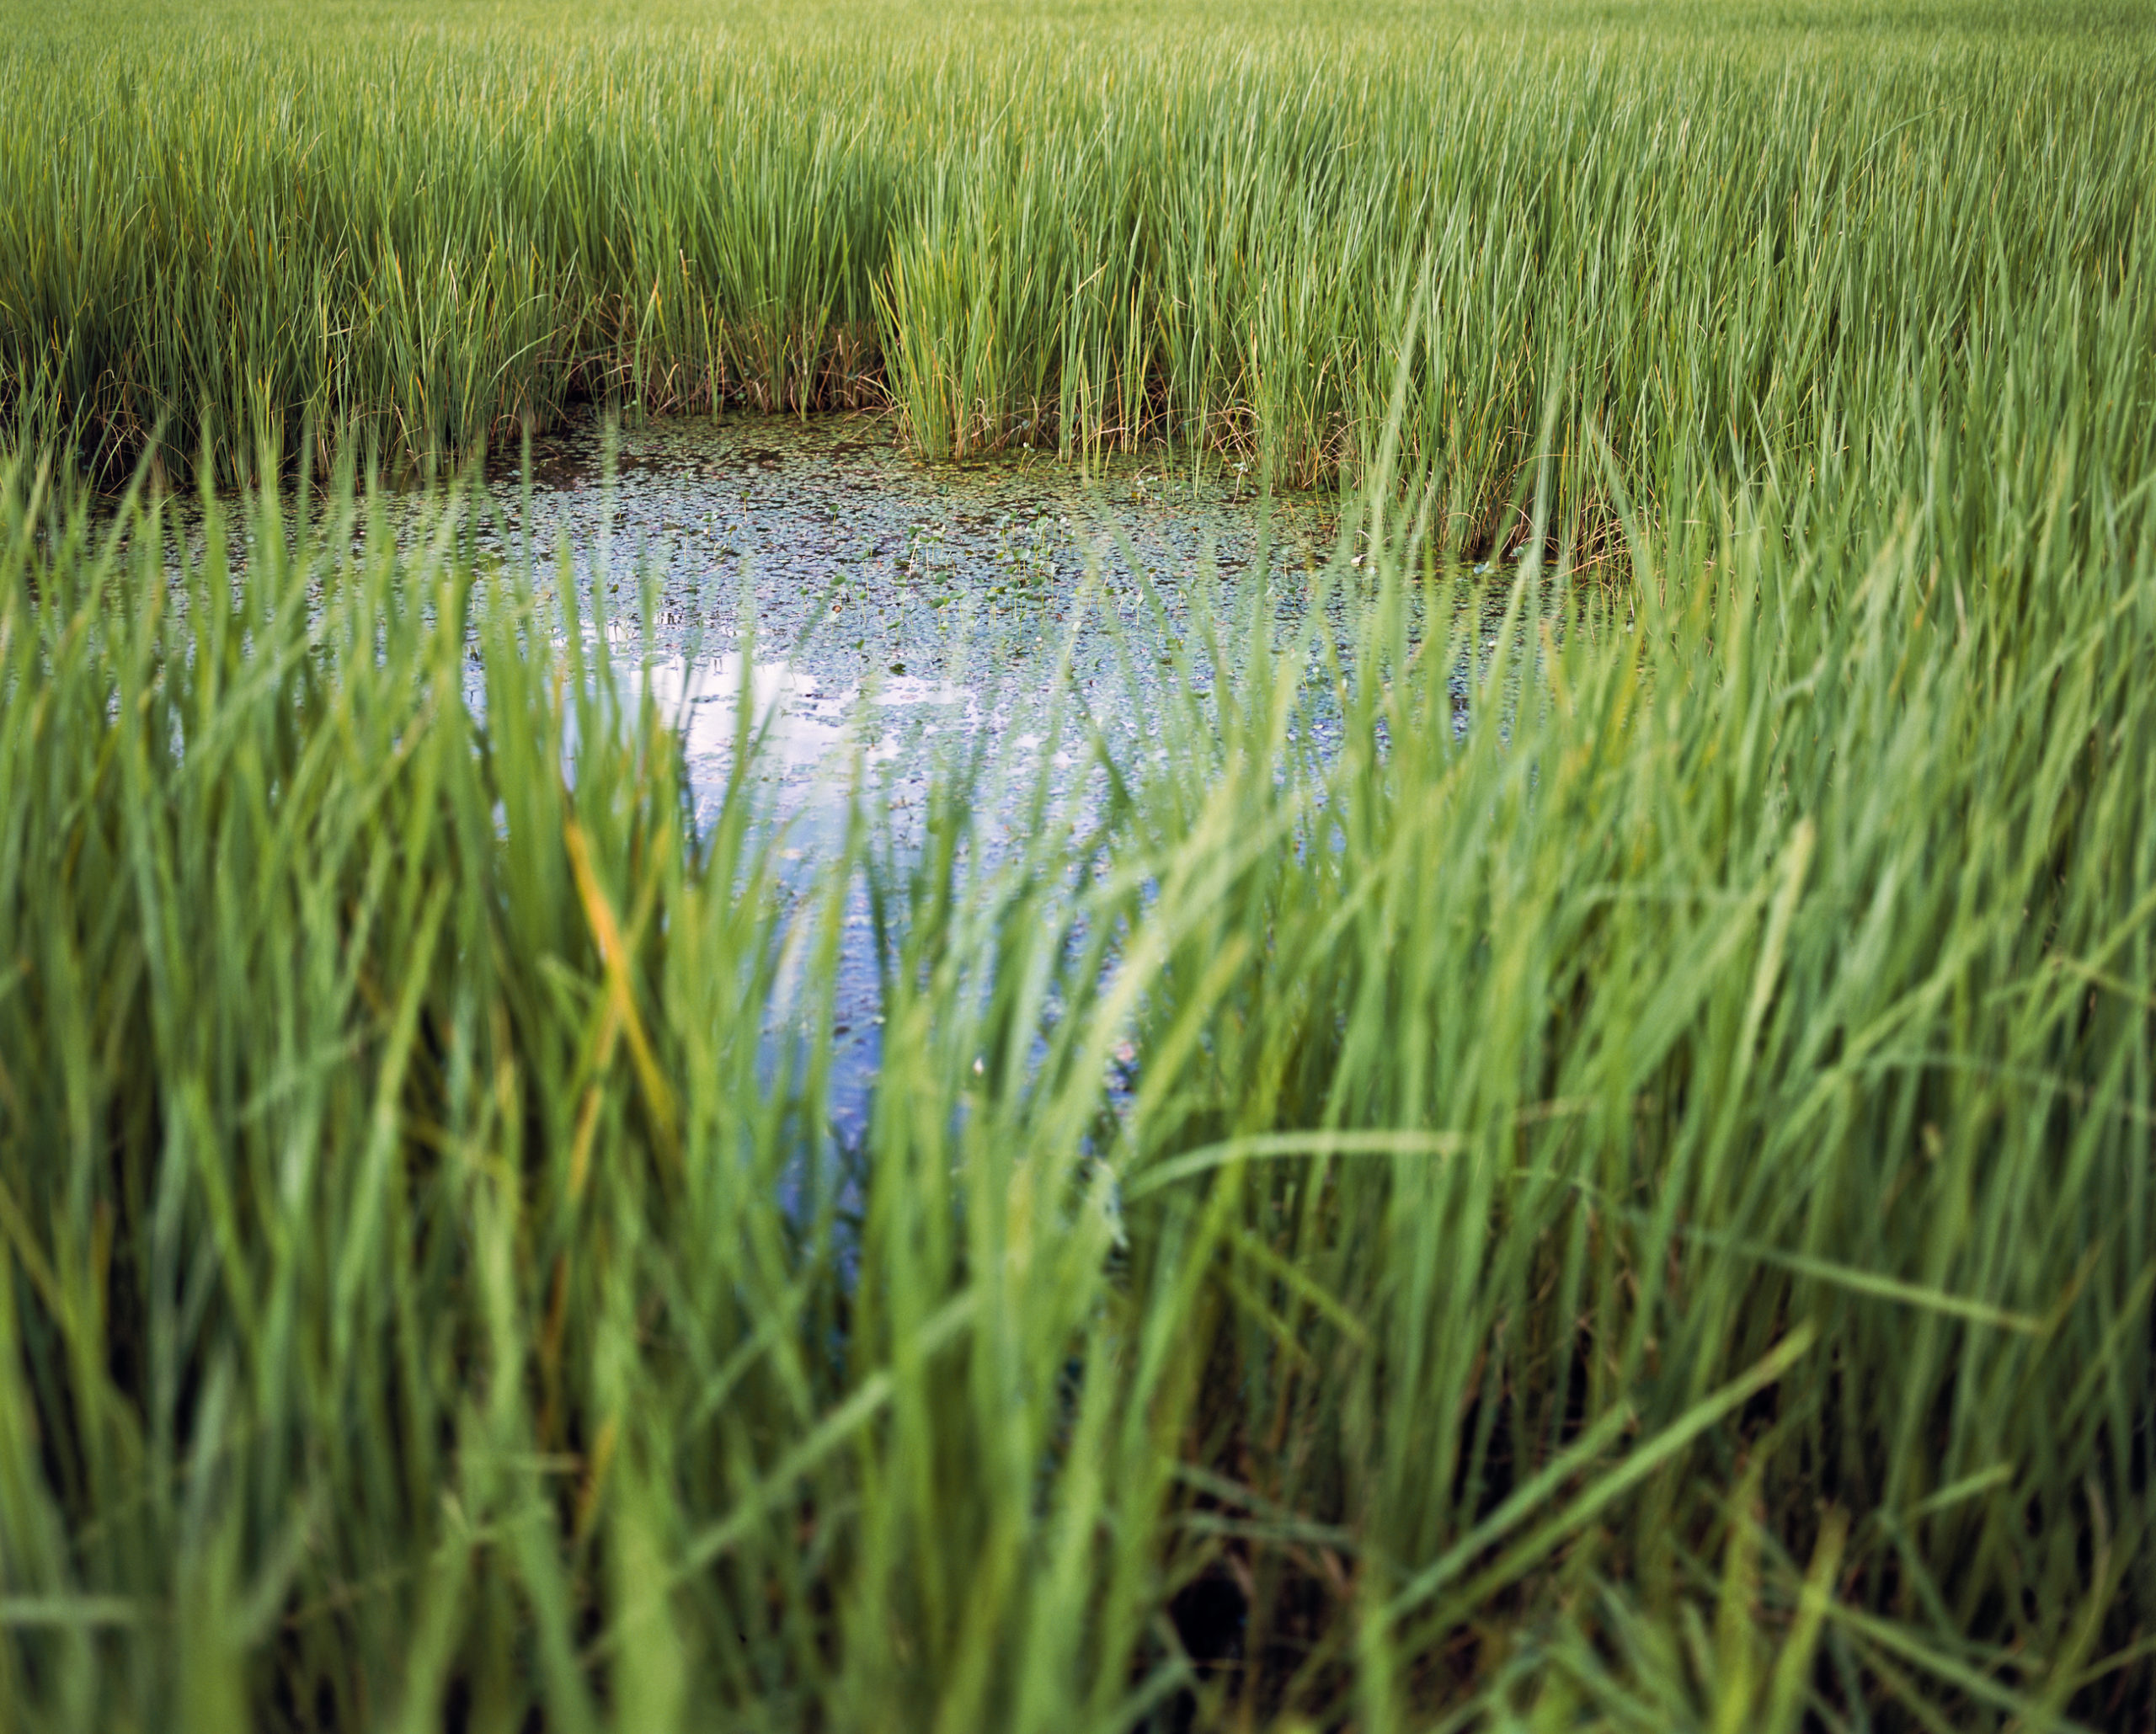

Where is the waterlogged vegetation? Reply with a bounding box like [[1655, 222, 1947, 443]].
[[3, 1, 2156, 1730]]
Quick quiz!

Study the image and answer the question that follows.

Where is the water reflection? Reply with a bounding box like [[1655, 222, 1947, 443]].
[[642, 654, 853, 772], [492, 412, 1518, 1147]]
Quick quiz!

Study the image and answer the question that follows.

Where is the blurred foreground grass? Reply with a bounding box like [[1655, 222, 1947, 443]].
[[3, 304, 2153, 1725]]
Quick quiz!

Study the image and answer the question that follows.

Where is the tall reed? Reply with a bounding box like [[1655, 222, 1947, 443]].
[[3, 271, 2152, 1723], [3, 2, 2153, 1726], [3, 0, 2151, 529]]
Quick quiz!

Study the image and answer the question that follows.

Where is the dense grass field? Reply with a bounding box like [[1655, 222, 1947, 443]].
[[6, 0, 2153, 504], [4, 2, 2156, 1730]]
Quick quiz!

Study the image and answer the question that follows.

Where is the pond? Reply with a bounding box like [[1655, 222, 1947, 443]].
[[467, 413, 1371, 1140], [479, 411, 1349, 814], [395, 408, 1554, 1159]]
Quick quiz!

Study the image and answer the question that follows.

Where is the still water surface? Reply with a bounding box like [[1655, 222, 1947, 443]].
[[461, 412, 1518, 1144]]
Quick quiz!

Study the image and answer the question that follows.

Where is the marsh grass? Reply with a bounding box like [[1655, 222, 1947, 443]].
[[3, 268, 2154, 1723], [3, 1, 2155, 1727], [3, 0, 2152, 530]]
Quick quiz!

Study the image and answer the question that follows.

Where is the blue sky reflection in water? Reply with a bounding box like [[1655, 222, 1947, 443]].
[[478, 412, 1515, 1156]]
